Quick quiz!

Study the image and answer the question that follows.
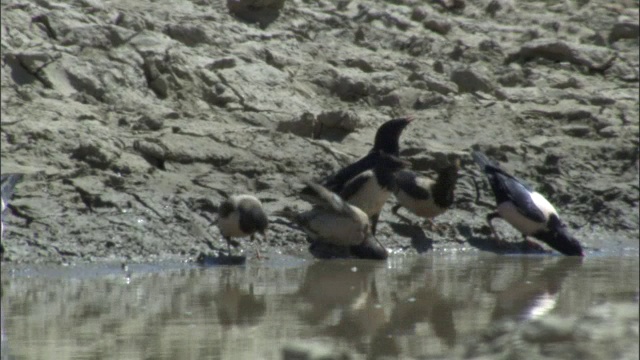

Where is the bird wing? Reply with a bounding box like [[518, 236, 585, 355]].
[[303, 181, 353, 215], [395, 170, 432, 200], [339, 171, 372, 201], [492, 170, 547, 223], [473, 151, 545, 223], [322, 152, 378, 193]]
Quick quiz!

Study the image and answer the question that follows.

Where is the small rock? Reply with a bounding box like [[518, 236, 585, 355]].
[[605, 61, 639, 82], [206, 57, 237, 70], [609, 21, 639, 43], [506, 39, 616, 71], [317, 110, 362, 132], [550, 77, 583, 89], [414, 94, 447, 109], [133, 115, 164, 131], [227, 0, 285, 27], [276, 112, 319, 138], [411, 6, 428, 21], [598, 125, 622, 138], [436, 0, 465, 12], [450, 67, 494, 93], [343, 58, 374, 73], [496, 67, 527, 87], [376, 92, 400, 107], [164, 24, 210, 46], [71, 139, 121, 170], [562, 125, 590, 137], [423, 18, 452, 35], [485, 0, 502, 16], [331, 75, 372, 102], [204, 84, 239, 107], [133, 139, 168, 170]]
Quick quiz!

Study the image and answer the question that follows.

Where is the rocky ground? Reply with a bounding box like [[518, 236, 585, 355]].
[[1, 0, 638, 263]]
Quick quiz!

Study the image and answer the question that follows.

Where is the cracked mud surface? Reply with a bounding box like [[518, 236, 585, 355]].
[[1, 0, 638, 263]]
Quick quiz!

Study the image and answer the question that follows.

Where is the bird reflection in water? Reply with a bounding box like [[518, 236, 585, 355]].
[[213, 274, 266, 327], [296, 261, 381, 324], [491, 257, 583, 321], [372, 275, 457, 357], [324, 279, 388, 354], [296, 261, 388, 353]]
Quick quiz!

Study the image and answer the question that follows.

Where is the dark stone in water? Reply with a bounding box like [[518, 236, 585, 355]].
[[197, 252, 246, 266]]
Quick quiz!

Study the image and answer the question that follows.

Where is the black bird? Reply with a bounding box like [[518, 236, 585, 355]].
[[391, 160, 460, 227], [472, 151, 584, 256], [216, 195, 268, 257], [339, 152, 409, 234], [322, 116, 413, 194], [1, 173, 23, 240], [289, 181, 388, 260]]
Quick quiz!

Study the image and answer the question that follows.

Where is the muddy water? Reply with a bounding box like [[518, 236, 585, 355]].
[[1, 254, 638, 360]]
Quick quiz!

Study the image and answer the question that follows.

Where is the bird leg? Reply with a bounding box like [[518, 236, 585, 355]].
[[252, 233, 263, 260], [225, 236, 232, 256], [392, 206, 417, 226], [370, 213, 380, 235]]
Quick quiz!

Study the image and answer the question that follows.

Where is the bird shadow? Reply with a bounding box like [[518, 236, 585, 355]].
[[458, 224, 551, 255], [388, 222, 433, 254]]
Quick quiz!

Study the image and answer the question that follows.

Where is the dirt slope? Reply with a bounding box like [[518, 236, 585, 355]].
[[1, 0, 638, 263]]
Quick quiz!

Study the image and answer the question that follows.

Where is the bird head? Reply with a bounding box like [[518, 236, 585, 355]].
[[371, 117, 413, 155], [349, 235, 389, 260], [536, 215, 584, 256]]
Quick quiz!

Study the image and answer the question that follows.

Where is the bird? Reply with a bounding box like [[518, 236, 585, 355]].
[[216, 195, 268, 257], [286, 181, 388, 260], [320, 116, 413, 194], [391, 160, 460, 229], [1, 173, 23, 241], [472, 151, 584, 256], [339, 152, 410, 234]]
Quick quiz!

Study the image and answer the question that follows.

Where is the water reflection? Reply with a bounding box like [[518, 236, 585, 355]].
[[213, 274, 266, 327], [1, 255, 638, 359], [491, 257, 583, 321]]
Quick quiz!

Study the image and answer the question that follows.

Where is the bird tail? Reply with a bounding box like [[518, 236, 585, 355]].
[[1, 173, 23, 204], [300, 181, 348, 213], [471, 151, 495, 170]]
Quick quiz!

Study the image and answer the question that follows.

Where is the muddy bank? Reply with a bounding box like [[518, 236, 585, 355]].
[[1, 0, 638, 263]]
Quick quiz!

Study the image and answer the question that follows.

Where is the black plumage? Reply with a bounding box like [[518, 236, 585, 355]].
[[392, 160, 460, 223], [321, 116, 413, 194], [472, 151, 584, 256], [339, 152, 409, 234]]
